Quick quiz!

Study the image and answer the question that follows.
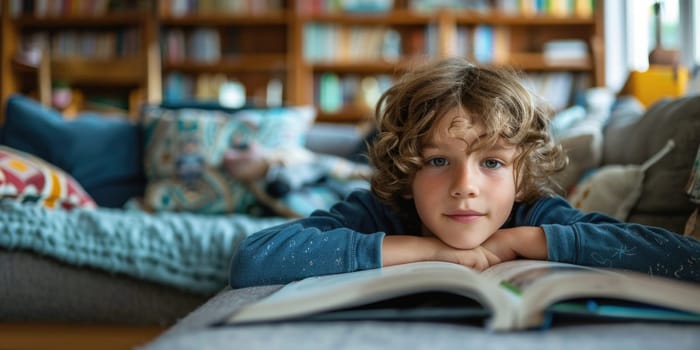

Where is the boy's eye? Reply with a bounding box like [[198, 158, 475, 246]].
[[427, 157, 449, 167], [483, 159, 503, 169]]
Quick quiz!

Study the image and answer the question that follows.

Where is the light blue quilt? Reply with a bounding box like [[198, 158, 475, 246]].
[[0, 200, 289, 295]]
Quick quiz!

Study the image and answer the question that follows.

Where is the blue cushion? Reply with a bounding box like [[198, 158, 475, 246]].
[[0, 94, 145, 207]]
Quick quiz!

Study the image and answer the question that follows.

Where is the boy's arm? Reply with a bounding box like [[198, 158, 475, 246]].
[[382, 230, 545, 271], [230, 219, 385, 288], [518, 196, 700, 282], [381, 236, 496, 269], [482, 226, 547, 261], [543, 222, 700, 281], [381, 236, 444, 266], [230, 190, 396, 288]]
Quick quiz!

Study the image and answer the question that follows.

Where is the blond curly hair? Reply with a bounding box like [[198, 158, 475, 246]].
[[368, 58, 567, 210]]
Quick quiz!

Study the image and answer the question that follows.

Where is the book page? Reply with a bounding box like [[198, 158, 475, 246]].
[[226, 261, 517, 330], [481, 260, 601, 288], [260, 261, 474, 302], [482, 260, 700, 329]]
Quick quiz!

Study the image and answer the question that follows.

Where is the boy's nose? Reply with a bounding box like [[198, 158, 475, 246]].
[[450, 164, 479, 198]]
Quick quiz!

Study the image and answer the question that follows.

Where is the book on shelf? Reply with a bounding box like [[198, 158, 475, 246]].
[[187, 28, 221, 63], [160, 0, 284, 16], [218, 260, 700, 331], [31, 29, 140, 60], [163, 29, 186, 63], [505, 0, 594, 17], [303, 24, 404, 63], [409, 0, 490, 13], [318, 72, 342, 113], [523, 72, 576, 112], [473, 25, 494, 63], [424, 24, 438, 58], [15, 0, 117, 17], [543, 39, 589, 65]]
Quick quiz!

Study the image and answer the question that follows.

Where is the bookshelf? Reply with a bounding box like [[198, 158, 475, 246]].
[[297, 0, 605, 122], [158, 1, 291, 108], [1, 0, 605, 124], [298, 7, 439, 122], [0, 0, 160, 120]]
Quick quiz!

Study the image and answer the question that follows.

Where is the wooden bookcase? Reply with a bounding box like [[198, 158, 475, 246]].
[[0, 0, 160, 121], [295, 0, 604, 122], [158, 0, 292, 108], [1, 0, 605, 124]]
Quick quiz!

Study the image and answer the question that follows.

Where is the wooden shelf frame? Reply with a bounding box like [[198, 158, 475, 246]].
[[1, 0, 605, 123]]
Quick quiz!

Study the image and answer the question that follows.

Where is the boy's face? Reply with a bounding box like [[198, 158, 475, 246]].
[[409, 109, 518, 249]]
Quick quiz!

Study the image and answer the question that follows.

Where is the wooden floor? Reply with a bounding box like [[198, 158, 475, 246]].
[[0, 323, 166, 350]]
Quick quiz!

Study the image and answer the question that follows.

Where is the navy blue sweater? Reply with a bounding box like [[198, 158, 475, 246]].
[[230, 189, 700, 287]]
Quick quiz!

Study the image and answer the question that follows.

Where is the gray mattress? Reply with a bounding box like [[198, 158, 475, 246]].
[[0, 250, 208, 325], [141, 286, 700, 350]]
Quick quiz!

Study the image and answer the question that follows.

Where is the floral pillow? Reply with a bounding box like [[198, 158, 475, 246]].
[[0, 146, 96, 210], [141, 105, 316, 214]]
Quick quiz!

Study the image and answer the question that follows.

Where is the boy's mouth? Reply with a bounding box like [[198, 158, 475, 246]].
[[444, 210, 485, 223]]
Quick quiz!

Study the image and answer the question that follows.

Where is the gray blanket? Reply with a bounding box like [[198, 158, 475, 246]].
[[142, 286, 700, 350]]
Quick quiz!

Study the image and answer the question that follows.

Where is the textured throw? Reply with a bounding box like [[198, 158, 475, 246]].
[[0, 200, 288, 295]]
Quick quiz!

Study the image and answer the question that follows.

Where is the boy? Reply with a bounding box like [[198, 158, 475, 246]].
[[230, 58, 700, 288]]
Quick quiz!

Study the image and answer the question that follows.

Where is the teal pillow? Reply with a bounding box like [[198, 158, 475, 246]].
[[0, 94, 145, 208], [141, 105, 316, 214]]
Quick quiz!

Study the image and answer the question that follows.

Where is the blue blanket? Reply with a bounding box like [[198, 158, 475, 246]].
[[0, 200, 288, 295]]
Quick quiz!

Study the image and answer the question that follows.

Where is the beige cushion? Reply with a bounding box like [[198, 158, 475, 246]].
[[602, 95, 700, 233], [568, 140, 675, 221], [553, 133, 600, 194]]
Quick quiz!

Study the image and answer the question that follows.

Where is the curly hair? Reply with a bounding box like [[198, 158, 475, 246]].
[[368, 57, 567, 210]]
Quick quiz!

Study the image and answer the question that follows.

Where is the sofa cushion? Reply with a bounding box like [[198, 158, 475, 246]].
[[554, 133, 600, 194], [0, 250, 206, 325], [141, 105, 315, 214], [602, 95, 700, 233], [550, 88, 615, 193], [568, 140, 675, 222], [0, 94, 145, 208], [0, 146, 96, 209]]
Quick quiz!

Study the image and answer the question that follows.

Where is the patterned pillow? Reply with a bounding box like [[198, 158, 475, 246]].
[[0, 146, 96, 209], [141, 106, 316, 214]]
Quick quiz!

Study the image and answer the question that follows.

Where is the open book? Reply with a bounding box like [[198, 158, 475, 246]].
[[221, 260, 700, 331]]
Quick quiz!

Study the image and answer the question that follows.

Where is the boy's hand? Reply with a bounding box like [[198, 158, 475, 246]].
[[492, 226, 547, 261], [382, 235, 509, 270], [464, 226, 548, 270], [381, 227, 547, 270]]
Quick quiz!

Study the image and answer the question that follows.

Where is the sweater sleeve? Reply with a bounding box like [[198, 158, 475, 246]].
[[520, 197, 700, 282], [229, 190, 393, 288]]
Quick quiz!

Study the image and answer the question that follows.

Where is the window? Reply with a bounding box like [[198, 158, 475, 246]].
[[626, 0, 682, 71]]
